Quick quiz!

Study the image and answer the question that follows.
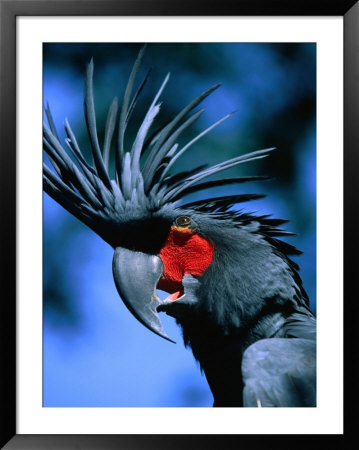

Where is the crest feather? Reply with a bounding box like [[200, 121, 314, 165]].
[[43, 47, 274, 246]]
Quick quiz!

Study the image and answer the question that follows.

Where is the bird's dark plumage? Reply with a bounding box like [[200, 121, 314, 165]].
[[43, 46, 316, 407]]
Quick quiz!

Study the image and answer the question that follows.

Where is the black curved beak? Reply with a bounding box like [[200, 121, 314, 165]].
[[112, 247, 174, 343]]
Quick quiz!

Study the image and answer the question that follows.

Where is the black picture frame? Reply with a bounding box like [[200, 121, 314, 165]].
[[1, 1, 357, 448]]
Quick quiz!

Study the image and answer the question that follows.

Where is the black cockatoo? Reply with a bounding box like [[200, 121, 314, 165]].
[[43, 46, 316, 407]]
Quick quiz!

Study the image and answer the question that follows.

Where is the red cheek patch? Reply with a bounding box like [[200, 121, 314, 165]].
[[157, 226, 214, 294]]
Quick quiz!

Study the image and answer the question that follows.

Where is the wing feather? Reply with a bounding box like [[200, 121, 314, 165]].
[[242, 337, 316, 407]]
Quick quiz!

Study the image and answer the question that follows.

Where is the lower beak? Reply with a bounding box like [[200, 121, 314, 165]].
[[112, 247, 174, 342]]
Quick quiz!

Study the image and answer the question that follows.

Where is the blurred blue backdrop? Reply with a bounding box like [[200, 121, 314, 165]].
[[43, 43, 316, 407]]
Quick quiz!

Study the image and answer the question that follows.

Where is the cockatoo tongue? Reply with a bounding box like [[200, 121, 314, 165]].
[[166, 290, 184, 301]]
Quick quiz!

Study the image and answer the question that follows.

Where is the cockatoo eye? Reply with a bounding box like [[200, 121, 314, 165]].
[[175, 216, 191, 227]]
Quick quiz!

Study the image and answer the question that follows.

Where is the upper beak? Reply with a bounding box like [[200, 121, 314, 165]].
[[112, 247, 174, 343]]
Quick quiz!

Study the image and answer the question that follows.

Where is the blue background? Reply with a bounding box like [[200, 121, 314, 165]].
[[43, 43, 316, 407]]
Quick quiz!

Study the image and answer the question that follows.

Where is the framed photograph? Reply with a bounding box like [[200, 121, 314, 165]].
[[1, 1, 357, 448]]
